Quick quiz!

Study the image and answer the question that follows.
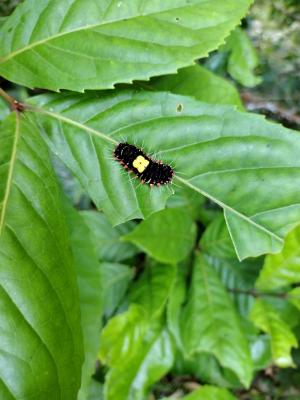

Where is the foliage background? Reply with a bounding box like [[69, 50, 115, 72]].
[[1, 1, 300, 400]]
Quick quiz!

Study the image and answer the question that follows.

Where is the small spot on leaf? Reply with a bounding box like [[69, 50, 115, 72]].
[[176, 103, 183, 113]]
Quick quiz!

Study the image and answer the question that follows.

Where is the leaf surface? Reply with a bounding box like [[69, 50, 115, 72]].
[[182, 385, 238, 400], [153, 65, 243, 109], [181, 253, 253, 387], [129, 262, 176, 318], [99, 307, 174, 400], [0, 113, 83, 399], [30, 90, 300, 259], [0, 0, 252, 91], [224, 27, 261, 87], [256, 225, 300, 290], [123, 208, 196, 263], [102, 262, 133, 317], [81, 211, 138, 262], [250, 299, 298, 368], [64, 203, 102, 400]]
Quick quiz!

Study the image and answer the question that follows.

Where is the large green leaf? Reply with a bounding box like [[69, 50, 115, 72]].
[[256, 225, 300, 291], [0, 113, 83, 399], [250, 299, 298, 368], [182, 386, 237, 400], [81, 211, 138, 262], [104, 323, 174, 400], [200, 216, 261, 317], [99, 305, 146, 366], [181, 253, 253, 387], [0, 97, 10, 121], [153, 65, 243, 109], [123, 208, 196, 263], [0, 0, 252, 91], [129, 262, 176, 318], [99, 306, 174, 400], [102, 262, 133, 317], [64, 203, 102, 400], [30, 90, 300, 259]]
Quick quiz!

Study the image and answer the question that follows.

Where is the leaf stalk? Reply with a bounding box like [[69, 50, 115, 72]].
[[0, 87, 25, 112]]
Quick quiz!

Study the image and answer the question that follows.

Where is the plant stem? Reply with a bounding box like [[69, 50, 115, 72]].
[[0, 87, 25, 112], [228, 287, 287, 299]]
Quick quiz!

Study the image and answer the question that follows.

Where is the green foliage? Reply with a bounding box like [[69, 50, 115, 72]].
[[129, 263, 176, 318], [250, 299, 298, 368], [81, 211, 138, 262], [0, 0, 252, 91], [123, 208, 196, 264], [153, 65, 244, 110], [29, 90, 300, 261], [1, 1, 300, 400], [101, 262, 133, 317], [181, 254, 253, 387], [181, 385, 238, 400], [0, 114, 83, 398], [64, 203, 102, 400], [256, 226, 300, 290], [223, 27, 262, 87], [99, 306, 174, 400]]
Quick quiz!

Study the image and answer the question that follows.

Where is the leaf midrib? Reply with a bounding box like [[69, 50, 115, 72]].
[[29, 106, 283, 246], [0, 0, 228, 63], [0, 112, 20, 236]]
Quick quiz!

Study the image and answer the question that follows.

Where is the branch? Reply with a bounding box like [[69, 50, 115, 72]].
[[241, 91, 300, 128], [228, 287, 287, 299], [0, 87, 25, 112]]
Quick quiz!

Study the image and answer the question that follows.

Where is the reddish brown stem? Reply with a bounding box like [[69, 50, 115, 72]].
[[0, 87, 25, 112]]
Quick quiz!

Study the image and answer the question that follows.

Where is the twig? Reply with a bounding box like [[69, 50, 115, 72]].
[[228, 287, 287, 299], [0, 87, 25, 112], [241, 91, 300, 127]]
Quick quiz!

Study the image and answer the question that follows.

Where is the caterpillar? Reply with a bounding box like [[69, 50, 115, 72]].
[[114, 142, 174, 186]]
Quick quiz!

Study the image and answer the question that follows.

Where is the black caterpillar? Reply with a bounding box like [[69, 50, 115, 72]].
[[114, 143, 174, 186]]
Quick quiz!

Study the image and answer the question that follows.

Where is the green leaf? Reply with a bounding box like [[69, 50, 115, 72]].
[[30, 90, 300, 259], [129, 262, 176, 318], [200, 216, 261, 317], [0, 97, 10, 121], [64, 203, 102, 400], [0, 113, 83, 399], [123, 208, 196, 264], [153, 65, 243, 109], [168, 183, 222, 224], [174, 352, 241, 389], [0, 0, 252, 91], [182, 386, 237, 400], [167, 265, 187, 350], [87, 381, 104, 400], [99, 304, 146, 367], [100, 306, 174, 400], [256, 226, 300, 291], [288, 287, 300, 312], [224, 27, 262, 87], [200, 215, 236, 259], [104, 322, 174, 400], [181, 253, 253, 387], [250, 299, 298, 368], [102, 262, 133, 317], [182, 385, 237, 400], [81, 211, 138, 262]]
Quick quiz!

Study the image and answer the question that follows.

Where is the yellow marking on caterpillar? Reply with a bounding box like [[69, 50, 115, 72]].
[[132, 155, 149, 173]]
